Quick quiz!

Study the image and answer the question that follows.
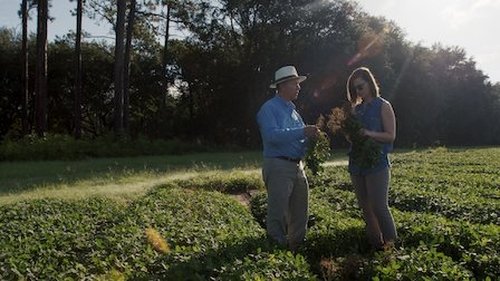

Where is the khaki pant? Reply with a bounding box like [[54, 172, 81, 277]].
[[262, 158, 309, 249]]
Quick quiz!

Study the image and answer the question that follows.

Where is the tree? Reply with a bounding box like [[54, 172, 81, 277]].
[[2, 0, 500, 146], [123, 0, 137, 134], [113, 0, 126, 135], [20, 0, 31, 135], [172, 0, 361, 144], [34, 0, 49, 136], [85, 0, 180, 137], [162, 0, 171, 103], [0, 28, 24, 139], [73, 0, 84, 138]]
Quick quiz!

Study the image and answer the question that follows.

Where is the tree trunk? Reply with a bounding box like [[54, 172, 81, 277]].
[[35, 0, 48, 137], [162, 2, 170, 97], [123, 0, 136, 135], [113, 0, 126, 136], [21, 0, 29, 135], [74, 0, 83, 138], [159, 2, 171, 120]]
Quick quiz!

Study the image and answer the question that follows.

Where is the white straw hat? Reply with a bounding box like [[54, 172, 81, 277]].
[[270, 65, 307, 88]]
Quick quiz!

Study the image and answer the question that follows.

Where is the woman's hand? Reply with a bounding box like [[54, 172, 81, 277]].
[[359, 128, 371, 138]]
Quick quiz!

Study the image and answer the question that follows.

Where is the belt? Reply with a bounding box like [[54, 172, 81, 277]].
[[275, 156, 302, 163]]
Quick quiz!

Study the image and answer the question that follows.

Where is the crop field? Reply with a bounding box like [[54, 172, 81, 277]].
[[0, 147, 498, 280]]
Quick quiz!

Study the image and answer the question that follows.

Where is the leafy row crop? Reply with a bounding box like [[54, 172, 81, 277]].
[[311, 149, 499, 224], [172, 171, 264, 193], [312, 169, 500, 278], [1, 147, 499, 279], [0, 198, 124, 280], [0, 184, 314, 280], [391, 148, 500, 196], [250, 174, 499, 279], [389, 182, 499, 224], [394, 210, 500, 279]]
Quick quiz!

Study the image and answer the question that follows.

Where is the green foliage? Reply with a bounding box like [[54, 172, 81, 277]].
[[327, 105, 382, 169], [173, 172, 264, 193], [1, 147, 499, 279], [92, 186, 267, 279], [0, 184, 315, 280], [2, 0, 500, 147], [249, 191, 268, 229], [388, 148, 500, 224], [304, 202, 367, 262], [310, 148, 500, 279], [371, 245, 474, 280], [394, 211, 500, 278], [305, 132, 331, 176], [0, 133, 209, 161], [349, 136, 382, 169], [310, 185, 361, 219], [215, 249, 316, 280], [390, 184, 499, 224], [0, 198, 124, 280]]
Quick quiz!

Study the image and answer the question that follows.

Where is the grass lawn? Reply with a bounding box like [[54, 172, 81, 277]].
[[0, 150, 349, 205]]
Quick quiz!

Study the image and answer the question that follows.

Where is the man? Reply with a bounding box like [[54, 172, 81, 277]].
[[256, 65, 320, 250]]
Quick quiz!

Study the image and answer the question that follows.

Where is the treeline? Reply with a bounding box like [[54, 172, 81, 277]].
[[1, 0, 500, 148]]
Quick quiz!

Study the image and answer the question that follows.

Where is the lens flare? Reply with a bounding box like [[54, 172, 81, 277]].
[[348, 26, 390, 66]]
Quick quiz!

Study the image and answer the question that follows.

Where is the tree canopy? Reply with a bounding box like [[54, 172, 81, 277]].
[[1, 0, 499, 147]]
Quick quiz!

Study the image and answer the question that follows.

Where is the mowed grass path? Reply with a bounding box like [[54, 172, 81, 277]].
[[2, 147, 496, 206], [0, 151, 261, 204], [0, 150, 349, 205]]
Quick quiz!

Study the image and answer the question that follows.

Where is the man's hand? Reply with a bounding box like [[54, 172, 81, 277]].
[[304, 125, 320, 139]]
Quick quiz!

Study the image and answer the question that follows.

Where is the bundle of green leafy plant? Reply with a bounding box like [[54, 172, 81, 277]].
[[305, 116, 331, 176], [326, 103, 381, 169]]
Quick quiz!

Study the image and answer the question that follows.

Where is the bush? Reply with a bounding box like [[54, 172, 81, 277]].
[[249, 191, 268, 229], [0, 134, 209, 161]]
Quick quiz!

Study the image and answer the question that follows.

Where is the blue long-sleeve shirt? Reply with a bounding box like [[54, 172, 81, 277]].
[[256, 95, 308, 159]]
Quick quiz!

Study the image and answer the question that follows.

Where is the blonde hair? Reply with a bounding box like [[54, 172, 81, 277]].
[[346, 67, 380, 105]]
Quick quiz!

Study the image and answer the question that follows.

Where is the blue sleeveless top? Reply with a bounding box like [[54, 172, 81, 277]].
[[348, 97, 393, 175]]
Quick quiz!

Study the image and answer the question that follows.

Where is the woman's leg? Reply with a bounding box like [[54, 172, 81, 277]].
[[365, 168, 397, 244], [351, 174, 383, 248]]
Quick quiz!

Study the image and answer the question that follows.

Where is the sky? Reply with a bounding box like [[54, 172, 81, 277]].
[[356, 0, 500, 83], [0, 0, 112, 41], [0, 0, 499, 83]]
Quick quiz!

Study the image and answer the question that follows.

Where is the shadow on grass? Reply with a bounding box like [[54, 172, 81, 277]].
[[303, 226, 375, 281], [138, 226, 377, 280], [135, 236, 318, 280], [141, 236, 272, 280]]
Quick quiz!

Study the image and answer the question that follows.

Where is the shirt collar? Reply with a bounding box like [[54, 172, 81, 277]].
[[274, 94, 296, 109]]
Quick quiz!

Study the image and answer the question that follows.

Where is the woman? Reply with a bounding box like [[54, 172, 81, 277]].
[[346, 67, 397, 250]]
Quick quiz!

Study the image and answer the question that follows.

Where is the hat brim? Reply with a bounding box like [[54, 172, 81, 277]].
[[270, 76, 307, 89]]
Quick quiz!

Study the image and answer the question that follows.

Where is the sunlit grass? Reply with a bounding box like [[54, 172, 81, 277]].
[[0, 150, 350, 205], [0, 168, 264, 205]]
